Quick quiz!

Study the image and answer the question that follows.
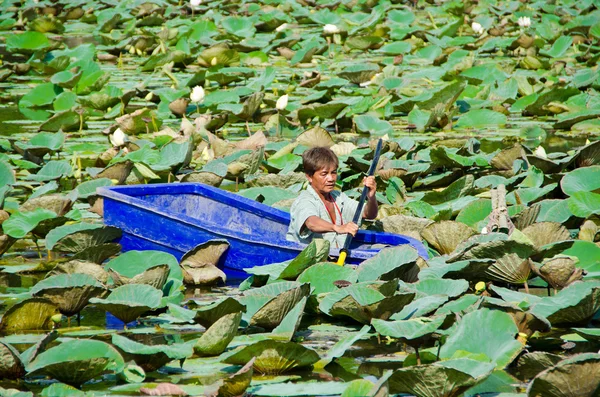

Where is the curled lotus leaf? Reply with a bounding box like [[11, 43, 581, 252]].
[[356, 245, 420, 283], [20, 194, 72, 216], [376, 167, 407, 181], [223, 340, 319, 375], [26, 339, 125, 387], [578, 220, 598, 241], [89, 284, 162, 324], [71, 243, 122, 264], [522, 222, 571, 250], [209, 357, 254, 397], [47, 259, 110, 284], [487, 256, 533, 285], [194, 311, 242, 356], [180, 239, 230, 268], [337, 63, 379, 84], [421, 221, 477, 255], [516, 351, 564, 381], [481, 297, 550, 338], [181, 264, 226, 286], [296, 125, 335, 148], [30, 273, 107, 317], [490, 144, 527, 171], [388, 359, 495, 397], [95, 160, 134, 184], [110, 264, 170, 290], [576, 139, 600, 168], [191, 297, 246, 328], [115, 108, 162, 135], [527, 353, 600, 397], [439, 308, 523, 369], [531, 281, 600, 326], [0, 298, 59, 333], [0, 341, 25, 379], [531, 256, 585, 290], [379, 215, 434, 241], [250, 284, 310, 330], [111, 334, 193, 372], [180, 171, 223, 187], [49, 225, 122, 253], [246, 172, 306, 189], [511, 203, 541, 230]]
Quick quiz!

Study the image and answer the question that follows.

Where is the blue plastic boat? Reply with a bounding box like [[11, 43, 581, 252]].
[[98, 183, 428, 279]]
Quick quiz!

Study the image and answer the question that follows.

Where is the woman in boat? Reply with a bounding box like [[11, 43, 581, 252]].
[[286, 146, 378, 248]]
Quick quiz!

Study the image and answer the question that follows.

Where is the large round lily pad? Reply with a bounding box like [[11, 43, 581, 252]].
[[111, 334, 193, 372], [527, 353, 600, 397]]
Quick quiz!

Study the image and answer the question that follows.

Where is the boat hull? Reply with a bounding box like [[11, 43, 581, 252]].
[[98, 183, 428, 279]]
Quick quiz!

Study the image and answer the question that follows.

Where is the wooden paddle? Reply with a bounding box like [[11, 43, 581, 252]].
[[336, 138, 383, 266]]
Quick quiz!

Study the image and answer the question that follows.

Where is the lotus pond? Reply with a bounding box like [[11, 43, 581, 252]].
[[1, 0, 600, 395]]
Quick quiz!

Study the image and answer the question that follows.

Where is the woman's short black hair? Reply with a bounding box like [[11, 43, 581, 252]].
[[302, 146, 339, 175]]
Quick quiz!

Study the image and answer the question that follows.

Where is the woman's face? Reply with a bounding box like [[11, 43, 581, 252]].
[[307, 165, 337, 196]]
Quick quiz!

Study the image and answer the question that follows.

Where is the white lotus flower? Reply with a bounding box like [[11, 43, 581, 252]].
[[190, 86, 205, 103], [517, 16, 531, 27], [110, 128, 128, 147], [275, 94, 288, 111], [276, 23, 288, 32], [323, 24, 340, 34], [471, 22, 484, 35], [534, 145, 547, 158], [190, 0, 202, 6]]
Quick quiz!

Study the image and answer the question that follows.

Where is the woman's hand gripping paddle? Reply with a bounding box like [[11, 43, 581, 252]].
[[336, 139, 383, 266]]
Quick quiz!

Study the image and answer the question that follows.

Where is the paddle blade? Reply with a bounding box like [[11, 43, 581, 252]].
[[336, 251, 347, 266]]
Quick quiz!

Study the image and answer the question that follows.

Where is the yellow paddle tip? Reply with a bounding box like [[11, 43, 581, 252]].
[[336, 251, 347, 266]]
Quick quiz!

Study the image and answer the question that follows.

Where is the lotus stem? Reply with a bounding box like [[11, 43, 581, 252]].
[[152, 115, 158, 132], [524, 282, 529, 294], [33, 239, 42, 260], [427, 11, 437, 29], [415, 346, 421, 365], [246, 120, 251, 136], [78, 113, 83, 133], [77, 313, 81, 326], [196, 103, 199, 116]]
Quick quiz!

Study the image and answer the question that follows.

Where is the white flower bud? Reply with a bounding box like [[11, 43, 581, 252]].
[[471, 22, 484, 35], [110, 128, 128, 147], [276, 94, 288, 111], [517, 16, 531, 27], [534, 145, 547, 158], [190, 86, 205, 103], [276, 23, 288, 32], [190, 0, 201, 6], [323, 24, 340, 34]]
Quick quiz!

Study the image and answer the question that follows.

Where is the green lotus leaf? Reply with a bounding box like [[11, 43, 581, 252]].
[[356, 245, 420, 283], [421, 221, 477, 255], [89, 284, 162, 324], [224, 340, 319, 375], [20, 194, 71, 217], [26, 339, 124, 387], [392, 295, 449, 320], [111, 334, 193, 372], [117, 363, 145, 384], [250, 284, 310, 330], [297, 102, 348, 123], [419, 259, 493, 282], [191, 297, 246, 329], [0, 341, 25, 379], [354, 115, 393, 135], [210, 357, 254, 397], [434, 294, 479, 317], [47, 259, 110, 283], [296, 126, 334, 148], [106, 250, 182, 283], [30, 273, 106, 317], [77, 86, 122, 110], [194, 311, 242, 356], [372, 316, 445, 345], [455, 109, 507, 128], [15, 131, 64, 158], [74, 178, 112, 200], [524, 87, 580, 116], [297, 262, 358, 295], [40, 383, 84, 397], [50, 69, 82, 89], [439, 308, 523, 369], [480, 297, 551, 337], [527, 353, 600, 397], [2, 208, 57, 239], [322, 284, 415, 324], [455, 199, 492, 230], [575, 139, 600, 168], [411, 278, 469, 298], [110, 264, 170, 290], [338, 63, 379, 84], [248, 380, 348, 396], [271, 296, 307, 341], [46, 223, 121, 252], [388, 359, 495, 397], [0, 297, 59, 332], [6, 31, 51, 53], [25, 160, 72, 182], [561, 166, 600, 197], [71, 243, 122, 264], [516, 351, 564, 381], [379, 214, 433, 240], [314, 325, 371, 369], [567, 191, 600, 218], [530, 281, 600, 326], [115, 108, 162, 135], [489, 144, 526, 170], [540, 35, 573, 58], [421, 174, 474, 206], [240, 281, 302, 322]]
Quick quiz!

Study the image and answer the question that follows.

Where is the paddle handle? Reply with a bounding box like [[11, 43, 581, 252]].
[[336, 139, 383, 266]]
